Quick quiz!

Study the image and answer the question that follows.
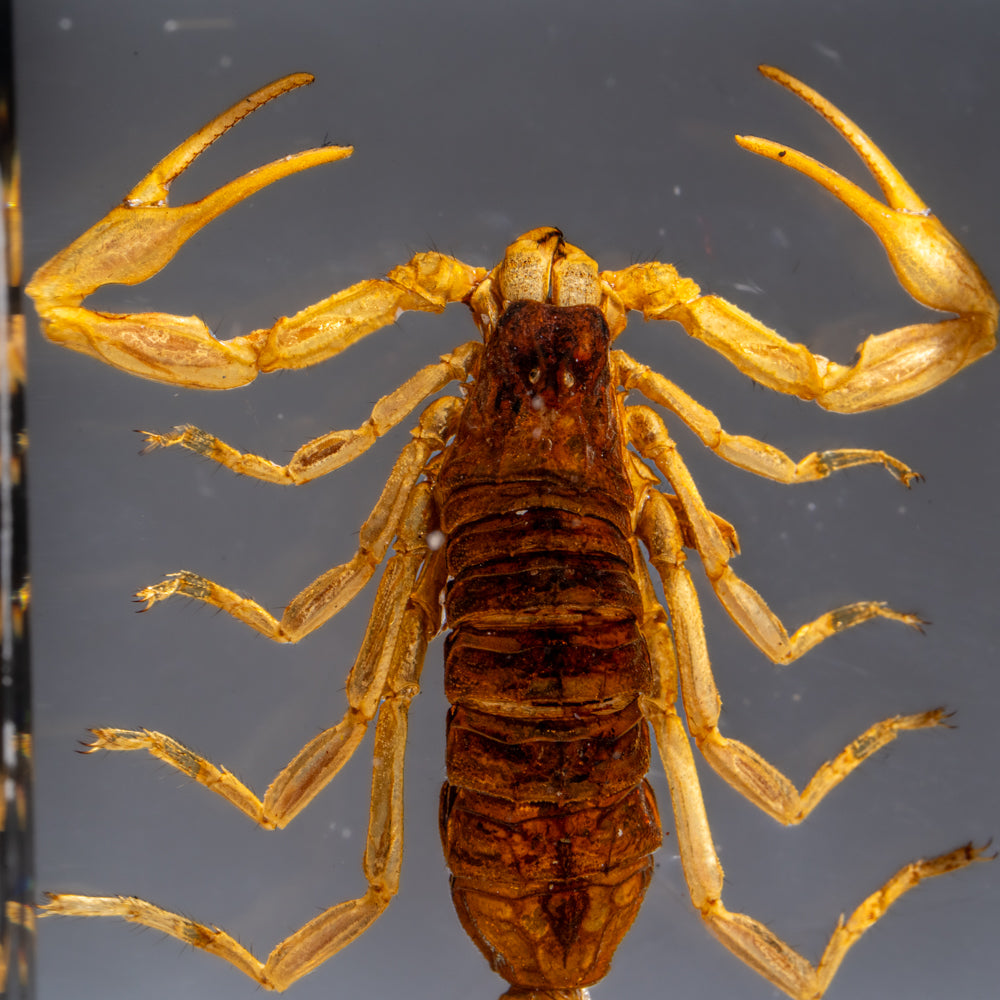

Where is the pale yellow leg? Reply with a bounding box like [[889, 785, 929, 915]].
[[43, 536, 448, 990], [603, 67, 996, 413], [44, 629, 423, 990], [136, 395, 460, 640], [26, 75, 486, 389], [89, 476, 443, 829], [644, 685, 990, 999], [614, 351, 920, 486], [636, 489, 946, 823], [634, 544, 991, 997], [628, 406, 923, 664], [141, 342, 478, 484]]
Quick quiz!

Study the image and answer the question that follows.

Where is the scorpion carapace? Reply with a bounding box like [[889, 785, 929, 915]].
[[27, 67, 996, 999]]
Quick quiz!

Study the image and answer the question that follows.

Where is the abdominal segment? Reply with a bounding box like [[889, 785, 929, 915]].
[[439, 502, 662, 991]]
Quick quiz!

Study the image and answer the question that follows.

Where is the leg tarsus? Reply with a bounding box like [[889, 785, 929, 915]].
[[41, 893, 273, 986], [714, 569, 927, 665], [40, 872, 395, 992], [133, 570, 293, 640], [807, 842, 993, 997], [697, 707, 951, 825]]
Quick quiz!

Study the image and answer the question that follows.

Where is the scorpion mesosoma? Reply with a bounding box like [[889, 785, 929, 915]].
[[28, 67, 996, 999]]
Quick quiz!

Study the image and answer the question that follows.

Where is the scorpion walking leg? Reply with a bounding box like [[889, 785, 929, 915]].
[[628, 405, 924, 664], [88, 466, 446, 829], [44, 618, 424, 989], [642, 678, 990, 998], [135, 396, 460, 639], [261, 526, 444, 832], [141, 343, 478, 484], [633, 538, 992, 997], [614, 351, 920, 486], [44, 524, 447, 990], [636, 490, 947, 824], [80, 479, 439, 827]]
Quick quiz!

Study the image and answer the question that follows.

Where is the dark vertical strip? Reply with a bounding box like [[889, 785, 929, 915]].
[[0, 0, 35, 994]]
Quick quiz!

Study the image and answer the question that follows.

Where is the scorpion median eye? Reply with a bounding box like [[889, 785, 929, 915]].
[[561, 369, 575, 389], [528, 367, 541, 384]]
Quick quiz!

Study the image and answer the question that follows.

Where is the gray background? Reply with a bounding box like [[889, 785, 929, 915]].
[[18, 2, 1000, 999]]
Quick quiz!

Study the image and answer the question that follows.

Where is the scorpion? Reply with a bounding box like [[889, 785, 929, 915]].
[[27, 66, 995, 998]]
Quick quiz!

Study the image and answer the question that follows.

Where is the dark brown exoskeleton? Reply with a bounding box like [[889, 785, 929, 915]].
[[30, 69, 995, 1000], [438, 300, 662, 992]]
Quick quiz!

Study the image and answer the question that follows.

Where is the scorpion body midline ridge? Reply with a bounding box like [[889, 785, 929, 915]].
[[437, 300, 662, 991]]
